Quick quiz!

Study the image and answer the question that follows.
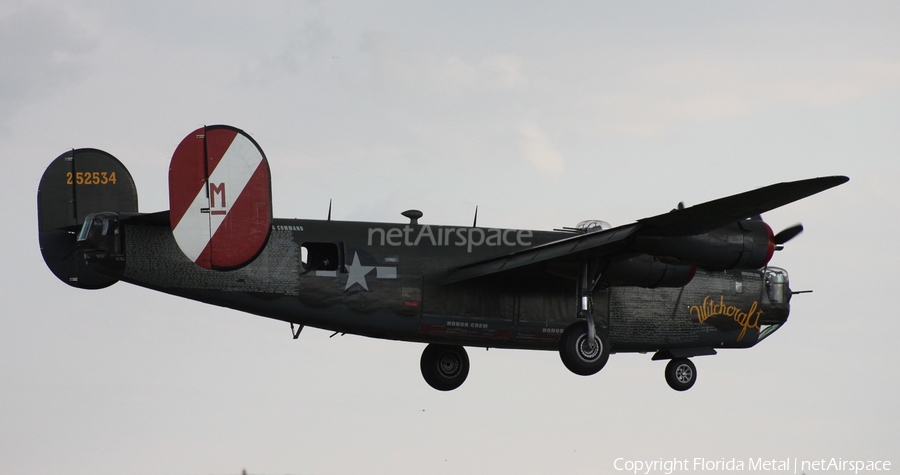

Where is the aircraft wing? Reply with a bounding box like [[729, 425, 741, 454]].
[[440, 175, 848, 285], [440, 223, 639, 284], [636, 175, 849, 236]]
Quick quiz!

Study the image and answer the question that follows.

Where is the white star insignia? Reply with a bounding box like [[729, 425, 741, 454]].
[[345, 252, 375, 291]]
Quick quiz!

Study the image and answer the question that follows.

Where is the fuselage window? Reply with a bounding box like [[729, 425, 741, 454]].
[[300, 242, 340, 272]]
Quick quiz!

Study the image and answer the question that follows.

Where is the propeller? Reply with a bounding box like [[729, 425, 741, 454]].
[[774, 223, 804, 250]]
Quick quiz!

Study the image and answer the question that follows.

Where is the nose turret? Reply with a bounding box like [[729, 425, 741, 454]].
[[759, 267, 791, 325]]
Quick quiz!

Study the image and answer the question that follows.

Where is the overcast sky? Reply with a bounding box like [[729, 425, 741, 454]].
[[3, 1, 898, 474]]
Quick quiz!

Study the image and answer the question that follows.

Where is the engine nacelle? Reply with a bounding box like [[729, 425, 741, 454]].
[[634, 220, 775, 270], [601, 255, 696, 288]]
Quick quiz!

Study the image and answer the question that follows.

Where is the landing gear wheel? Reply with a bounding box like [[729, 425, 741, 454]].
[[665, 358, 696, 391], [420, 344, 469, 391], [559, 322, 610, 376]]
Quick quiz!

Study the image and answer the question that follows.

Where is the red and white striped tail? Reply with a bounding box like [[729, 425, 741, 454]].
[[169, 125, 272, 270]]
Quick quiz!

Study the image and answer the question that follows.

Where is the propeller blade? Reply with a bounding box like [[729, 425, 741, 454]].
[[774, 223, 804, 245]]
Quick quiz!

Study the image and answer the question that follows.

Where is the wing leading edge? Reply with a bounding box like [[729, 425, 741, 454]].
[[440, 223, 639, 284], [440, 175, 848, 285], [636, 175, 849, 236]]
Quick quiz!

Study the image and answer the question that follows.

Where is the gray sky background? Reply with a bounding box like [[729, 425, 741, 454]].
[[2, 1, 898, 474]]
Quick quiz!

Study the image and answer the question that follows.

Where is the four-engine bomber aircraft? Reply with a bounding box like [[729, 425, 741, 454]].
[[38, 125, 848, 391]]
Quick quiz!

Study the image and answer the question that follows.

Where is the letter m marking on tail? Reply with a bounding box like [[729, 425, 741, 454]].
[[209, 182, 227, 215]]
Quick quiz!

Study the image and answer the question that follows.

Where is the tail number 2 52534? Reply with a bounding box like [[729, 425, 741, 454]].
[[67, 171, 118, 185]]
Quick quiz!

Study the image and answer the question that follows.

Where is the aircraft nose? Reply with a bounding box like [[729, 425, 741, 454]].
[[759, 302, 790, 325], [759, 267, 791, 325]]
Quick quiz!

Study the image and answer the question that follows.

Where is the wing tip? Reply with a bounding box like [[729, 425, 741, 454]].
[[804, 174, 850, 194], [817, 175, 849, 185]]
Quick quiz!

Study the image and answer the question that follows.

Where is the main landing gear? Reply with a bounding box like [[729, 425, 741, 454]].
[[559, 321, 609, 375], [420, 344, 470, 391], [559, 262, 610, 376]]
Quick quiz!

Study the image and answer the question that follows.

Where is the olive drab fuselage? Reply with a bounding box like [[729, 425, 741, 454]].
[[79, 216, 790, 353]]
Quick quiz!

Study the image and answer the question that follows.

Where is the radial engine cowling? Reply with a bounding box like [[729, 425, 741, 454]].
[[634, 220, 775, 270]]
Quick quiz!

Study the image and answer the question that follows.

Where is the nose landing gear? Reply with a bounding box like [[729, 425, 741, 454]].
[[664, 358, 697, 391]]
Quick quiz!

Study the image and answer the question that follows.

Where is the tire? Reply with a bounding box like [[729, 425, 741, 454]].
[[559, 322, 609, 376], [420, 344, 469, 391], [665, 358, 696, 391]]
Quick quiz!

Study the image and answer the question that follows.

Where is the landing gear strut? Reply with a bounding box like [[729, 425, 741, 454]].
[[559, 262, 610, 376], [420, 344, 470, 391]]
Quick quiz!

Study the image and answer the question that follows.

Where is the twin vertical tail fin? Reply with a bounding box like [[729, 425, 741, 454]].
[[38, 125, 274, 288], [168, 125, 272, 270], [37, 149, 138, 289]]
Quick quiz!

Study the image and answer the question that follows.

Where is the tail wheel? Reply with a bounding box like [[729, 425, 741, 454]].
[[559, 322, 610, 376], [420, 344, 469, 391], [665, 358, 697, 391]]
